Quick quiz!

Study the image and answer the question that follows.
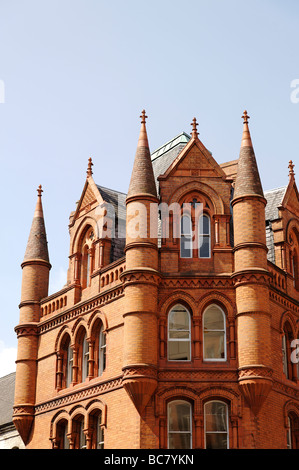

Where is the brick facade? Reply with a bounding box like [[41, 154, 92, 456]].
[[13, 111, 299, 449]]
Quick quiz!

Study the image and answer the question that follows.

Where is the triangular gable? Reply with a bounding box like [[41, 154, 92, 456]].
[[281, 177, 299, 217], [72, 176, 104, 222], [157, 137, 227, 181]]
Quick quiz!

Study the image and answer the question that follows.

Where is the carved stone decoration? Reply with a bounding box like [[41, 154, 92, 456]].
[[122, 365, 157, 414], [238, 366, 273, 415], [12, 405, 35, 445]]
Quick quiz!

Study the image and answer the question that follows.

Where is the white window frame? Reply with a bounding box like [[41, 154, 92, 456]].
[[180, 214, 193, 258], [98, 326, 106, 376], [167, 400, 192, 450], [82, 333, 89, 381], [198, 214, 211, 258], [168, 304, 191, 362], [204, 400, 229, 449], [203, 304, 227, 362]]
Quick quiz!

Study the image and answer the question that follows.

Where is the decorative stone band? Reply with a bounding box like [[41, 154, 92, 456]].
[[21, 258, 52, 270], [124, 241, 159, 253], [231, 194, 267, 208], [233, 242, 268, 253], [122, 364, 158, 381], [238, 364, 273, 381], [14, 322, 39, 338], [231, 268, 271, 287], [13, 404, 35, 417], [120, 268, 161, 287], [126, 193, 159, 205]]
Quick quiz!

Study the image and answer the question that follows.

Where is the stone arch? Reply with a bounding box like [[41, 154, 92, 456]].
[[155, 386, 200, 417], [71, 216, 98, 254], [159, 291, 197, 319], [167, 180, 225, 214], [198, 291, 235, 320]]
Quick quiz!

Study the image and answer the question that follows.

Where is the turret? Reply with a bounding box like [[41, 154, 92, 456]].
[[13, 185, 51, 444], [232, 111, 272, 415], [121, 110, 160, 414]]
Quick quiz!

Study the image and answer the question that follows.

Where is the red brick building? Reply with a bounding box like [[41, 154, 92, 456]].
[[13, 110, 299, 449]]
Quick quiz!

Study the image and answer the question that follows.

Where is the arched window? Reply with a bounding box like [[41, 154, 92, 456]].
[[199, 214, 211, 258], [282, 322, 295, 380], [203, 304, 226, 361], [204, 400, 229, 449], [66, 342, 73, 387], [72, 415, 86, 449], [167, 400, 192, 449], [82, 332, 89, 381], [292, 252, 299, 290], [168, 304, 191, 361], [287, 413, 299, 449], [89, 410, 104, 449], [180, 215, 192, 258], [98, 326, 106, 376], [82, 245, 91, 288], [56, 419, 69, 449]]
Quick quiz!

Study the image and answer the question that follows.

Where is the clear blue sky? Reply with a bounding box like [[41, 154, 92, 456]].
[[1, 0, 299, 375]]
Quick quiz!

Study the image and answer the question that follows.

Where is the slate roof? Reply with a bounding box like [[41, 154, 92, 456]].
[[0, 372, 15, 428], [96, 185, 127, 263]]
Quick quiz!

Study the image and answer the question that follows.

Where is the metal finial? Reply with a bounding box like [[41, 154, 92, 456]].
[[87, 157, 93, 177], [140, 109, 147, 124], [242, 110, 250, 124], [288, 160, 295, 178], [191, 117, 199, 138], [37, 185, 43, 197]]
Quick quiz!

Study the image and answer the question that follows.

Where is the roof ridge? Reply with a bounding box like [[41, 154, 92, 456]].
[[151, 132, 191, 161]]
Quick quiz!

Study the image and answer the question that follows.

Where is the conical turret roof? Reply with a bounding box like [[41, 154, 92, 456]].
[[233, 111, 264, 199], [23, 185, 50, 264], [127, 110, 157, 199]]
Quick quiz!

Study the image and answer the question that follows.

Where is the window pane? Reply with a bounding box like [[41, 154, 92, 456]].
[[205, 402, 227, 432], [206, 433, 227, 449], [181, 236, 192, 258], [204, 306, 224, 330], [168, 340, 190, 360], [199, 235, 210, 257], [168, 402, 191, 432], [204, 331, 225, 359], [168, 433, 191, 450], [199, 215, 210, 235], [181, 215, 191, 235], [169, 307, 190, 331]]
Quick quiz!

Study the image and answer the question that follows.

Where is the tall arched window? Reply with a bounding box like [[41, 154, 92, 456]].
[[180, 215, 192, 258], [89, 410, 104, 449], [204, 400, 229, 449], [203, 304, 226, 361], [199, 214, 211, 258], [98, 326, 106, 376], [66, 342, 73, 387], [56, 419, 69, 449], [282, 322, 295, 380], [287, 413, 299, 449], [167, 400, 192, 449], [168, 304, 191, 361], [292, 251, 299, 290], [82, 332, 89, 381]]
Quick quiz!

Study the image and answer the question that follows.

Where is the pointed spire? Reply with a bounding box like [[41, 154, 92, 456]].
[[233, 110, 264, 199], [23, 185, 50, 264], [191, 117, 199, 139], [288, 160, 295, 180], [127, 110, 157, 199], [86, 157, 93, 178], [240, 110, 253, 148]]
